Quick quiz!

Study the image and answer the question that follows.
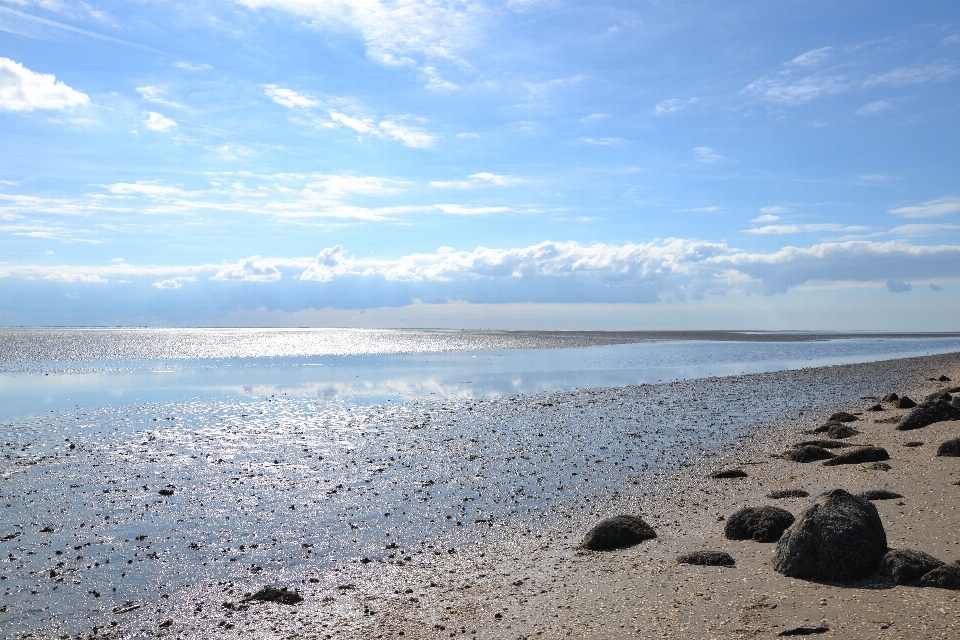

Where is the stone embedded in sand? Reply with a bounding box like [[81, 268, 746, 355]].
[[773, 489, 886, 583], [829, 411, 858, 423], [782, 446, 835, 463], [676, 550, 735, 567], [157, 489, 174, 497], [903, 441, 924, 447], [919, 563, 960, 590], [868, 462, 892, 471], [778, 625, 829, 636], [245, 585, 303, 605], [767, 489, 810, 499], [581, 515, 656, 551], [939, 375, 952, 382], [896, 396, 917, 409], [936, 437, 960, 457], [724, 506, 795, 542], [866, 404, 884, 411], [812, 422, 860, 439], [882, 393, 899, 402], [879, 549, 944, 585], [822, 446, 890, 466], [947, 385, 960, 393], [925, 391, 953, 403], [793, 440, 851, 449], [896, 400, 960, 431], [856, 489, 903, 501], [712, 469, 748, 479], [953, 397, 960, 408]]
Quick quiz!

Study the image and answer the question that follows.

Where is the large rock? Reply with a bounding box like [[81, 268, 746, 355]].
[[919, 563, 960, 590], [856, 489, 903, 501], [896, 396, 917, 409], [882, 393, 899, 402], [812, 422, 860, 439], [925, 391, 952, 403], [936, 437, 960, 457], [896, 400, 960, 431], [772, 489, 886, 583], [879, 549, 944, 585], [782, 446, 835, 463], [724, 506, 795, 542], [582, 515, 656, 550], [676, 551, 735, 567], [822, 446, 889, 466], [793, 439, 851, 449], [829, 412, 858, 423]]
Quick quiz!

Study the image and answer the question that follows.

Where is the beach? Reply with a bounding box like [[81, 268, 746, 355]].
[[2, 348, 959, 639]]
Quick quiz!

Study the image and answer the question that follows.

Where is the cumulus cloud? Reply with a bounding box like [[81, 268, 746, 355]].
[[44, 272, 107, 283], [886, 279, 912, 293], [379, 119, 435, 148], [236, 0, 484, 67], [888, 196, 960, 219], [751, 214, 780, 223], [0, 57, 89, 111], [265, 85, 321, 108], [143, 111, 177, 132], [153, 278, 182, 289], [212, 255, 283, 282]]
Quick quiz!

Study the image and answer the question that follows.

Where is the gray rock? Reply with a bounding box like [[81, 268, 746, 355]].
[[856, 489, 903, 501], [245, 585, 303, 605], [582, 515, 656, 551], [953, 397, 960, 408], [778, 625, 829, 636], [822, 446, 889, 466], [783, 446, 835, 463], [939, 375, 953, 382], [793, 440, 851, 449], [866, 404, 884, 411], [896, 400, 960, 431], [829, 412, 858, 423], [918, 563, 960, 590], [773, 489, 886, 583], [896, 396, 917, 409], [879, 549, 944, 585], [903, 441, 924, 447], [882, 393, 899, 402], [925, 391, 953, 403], [767, 489, 810, 499], [813, 422, 860, 439], [712, 469, 748, 479], [724, 506, 795, 542], [936, 437, 960, 457], [676, 551, 735, 567]]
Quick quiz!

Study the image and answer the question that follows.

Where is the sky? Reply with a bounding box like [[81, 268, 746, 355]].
[[1, 0, 959, 329]]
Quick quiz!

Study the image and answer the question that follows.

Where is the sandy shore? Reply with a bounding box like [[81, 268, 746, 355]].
[[3, 351, 960, 639], [267, 354, 960, 640]]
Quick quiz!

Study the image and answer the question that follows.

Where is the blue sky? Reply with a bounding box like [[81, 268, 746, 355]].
[[1, 0, 959, 329]]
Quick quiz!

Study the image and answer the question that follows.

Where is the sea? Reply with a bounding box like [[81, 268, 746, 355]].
[[1, 329, 959, 637]]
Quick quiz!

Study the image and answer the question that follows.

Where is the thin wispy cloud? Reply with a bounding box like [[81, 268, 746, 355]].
[[888, 196, 960, 218]]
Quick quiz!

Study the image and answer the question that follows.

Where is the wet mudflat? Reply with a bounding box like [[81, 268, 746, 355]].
[[1, 351, 959, 639]]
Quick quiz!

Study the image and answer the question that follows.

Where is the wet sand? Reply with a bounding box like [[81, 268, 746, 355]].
[[2, 351, 959, 639]]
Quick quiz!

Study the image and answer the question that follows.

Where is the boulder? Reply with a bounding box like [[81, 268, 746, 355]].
[[813, 422, 860, 439], [856, 489, 903, 501], [925, 391, 953, 403], [879, 549, 944, 585], [918, 563, 960, 590], [882, 393, 899, 402], [939, 375, 953, 382], [822, 446, 889, 466], [582, 515, 656, 550], [712, 469, 748, 479], [829, 412, 858, 423], [676, 551, 735, 567], [724, 506, 795, 542], [782, 446, 835, 463], [767, 489, 810, 499], [793, 440, 851, 449], [773, 489, 886, 583], [896, 396, 917, 409], [936, 437, 960, 457], [896, 400, 960, 431]]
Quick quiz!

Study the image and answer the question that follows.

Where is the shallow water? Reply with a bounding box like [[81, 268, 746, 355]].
[[3, 335, 960, 420]]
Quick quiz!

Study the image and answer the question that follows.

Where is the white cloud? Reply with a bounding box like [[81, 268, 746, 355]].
[[456, 132, 480, 138], [0, 57, 89, 111], [143, 111, 177, 132], [45, 272, 107, 283], [788, 47, 833, 67], [760, 206, 786, 214], [236, 0, 484, 67], [743, 73, 848, 105], [694, 146, 723, 163], [655, 98, 696, 114], [888, 196, 960, 219], [944, 34, 960, 45], [422, 66, 457, 90], [886, 278, 911, 293], [751, 214, 780, 223], [212, 255, 283, 282], [153, 278, 181, 289], [136, 86, 187, 109], [175, 61, 212, 71], [430, 172, 524, 188], [265, 85, 321, 108], [890, 223, 960, 237], [379, 119, 435, 148], [580, 137, 625, 145], [855, 99, 891, 115], [432, 204, 511, 216], [744, 223, 870, 235], [863, 64, 958, 88], [581, 113, 609, 122]]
